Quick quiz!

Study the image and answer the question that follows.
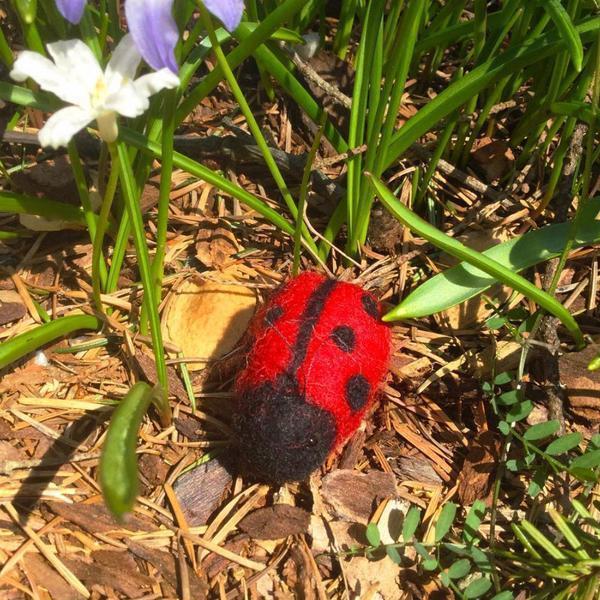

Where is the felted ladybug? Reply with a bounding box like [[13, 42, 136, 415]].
[[234, 272, 391, 482]]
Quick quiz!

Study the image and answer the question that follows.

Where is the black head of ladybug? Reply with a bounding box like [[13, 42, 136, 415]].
[[233, 375, 336, 483]]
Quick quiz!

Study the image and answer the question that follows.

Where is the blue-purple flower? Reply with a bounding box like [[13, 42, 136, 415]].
[[55, 0, 245, 74]]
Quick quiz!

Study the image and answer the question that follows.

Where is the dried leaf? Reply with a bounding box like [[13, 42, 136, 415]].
[[162, 277, 256, 371], [471, 137, 515, 183]]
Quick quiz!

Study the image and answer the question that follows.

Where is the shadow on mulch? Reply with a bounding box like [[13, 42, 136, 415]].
[[13, 408, 109, 524]]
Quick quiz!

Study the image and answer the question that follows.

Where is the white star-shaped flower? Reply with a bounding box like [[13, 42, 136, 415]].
[[10, 34, 179, 148]]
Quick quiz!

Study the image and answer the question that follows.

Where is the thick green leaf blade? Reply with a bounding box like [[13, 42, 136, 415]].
[[365, 523, 381, 547], [387, 197, 600, 319], [370, 175, 585, 347], [0, 314, 102, 370], [99, 382, 157, 519], [0, 190, 88, 225]]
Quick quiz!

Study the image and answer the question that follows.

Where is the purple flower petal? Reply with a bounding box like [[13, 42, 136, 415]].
[[55, 0, 86, 24], [125, 0, 179, 73], [203, 0, 244, 32]]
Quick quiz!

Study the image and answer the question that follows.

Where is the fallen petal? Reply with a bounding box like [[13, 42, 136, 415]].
[[55, 0, 86, 24], [38, 105, 94, 149], [203, 0, 244, 32], [125, 0, 179, 73]]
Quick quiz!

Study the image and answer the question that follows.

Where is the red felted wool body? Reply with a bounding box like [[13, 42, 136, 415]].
[[234, 272, 391, 483]]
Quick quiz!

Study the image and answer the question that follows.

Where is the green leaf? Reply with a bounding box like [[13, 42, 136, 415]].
[[523, 420, 560, 441], [527, 466, 549, 498], [99, 382, 158, 519], [570, 449, 600, 470], [381, 196, 600, 322], [423, 558, 439, 571], [370, 174, 585, 348], [414, 541, 433, 562], [366, 523, 381, 547], [497, 390, 520, 406], [448, 558, 471, 579], [506, 400, 533, 423], [493, 372, 513, 385], [543, 0, 584, 71], [464, 500, 486, 544], [386, 545, 402, 564], [491, 592, 514, 600], [469, 546, 492, 572], [464, 576, 492, 599], [402, 506, 421, 541], [435, 502, 457, 542], [440, 571, 451, 587], [486, 316, 507, 330], [545, 432, 582, 455], [498, 421, 511, 435]]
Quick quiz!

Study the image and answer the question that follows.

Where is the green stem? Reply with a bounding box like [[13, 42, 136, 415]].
[[92, 143, 120, 313], [151, 90, 176, 303], [68, 142, 108, 289], [197, 4, 306, 238], [293, 117, 325, 275], [0, 26, 14, 68], [116, 141, 171, 426]]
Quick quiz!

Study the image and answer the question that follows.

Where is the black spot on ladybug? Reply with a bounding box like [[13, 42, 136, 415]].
[[265, 305, 284, 326], [346, 374, 370, 411], [234, 376, 336, 483], [361, 294, 380, 319], [331, 325, 355, 352], [289, 278, 337, 373]]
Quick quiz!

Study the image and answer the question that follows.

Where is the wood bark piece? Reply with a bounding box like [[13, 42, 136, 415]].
[[238, 505, 310, 540], [320, 470, 396, 523], [173, 457, 233, 527]]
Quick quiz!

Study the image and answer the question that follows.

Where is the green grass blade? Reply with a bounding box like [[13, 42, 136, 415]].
[[0, 190, 88, 225], [389, 197, 600, 319], [543, 0, 584, 71], [119, 127, 297, 239], [384, 16, 600, 167], [370, 174, 585, 348], [0, 314, 102, 370]]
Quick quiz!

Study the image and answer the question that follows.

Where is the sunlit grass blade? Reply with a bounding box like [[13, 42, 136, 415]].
[[0, 314, 102, 370], [119, 127, 301, 241], [0, 190, 89, 225], [389, 198, 600, 319], [384, 15, 600, 168], [543, 0, 584, 72], [369, 174, 585, 348]]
